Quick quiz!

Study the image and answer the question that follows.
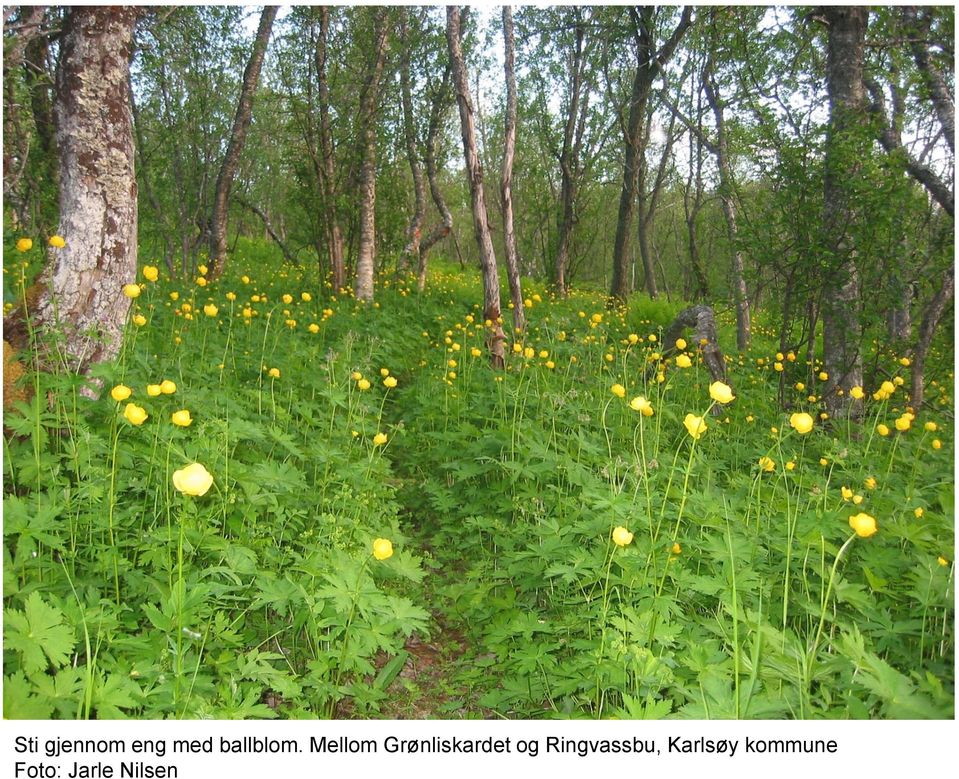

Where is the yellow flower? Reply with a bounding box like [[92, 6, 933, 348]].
[[924, 421, 938, 432], [648, 334, 657, 343], [795, 382, 805, 391], [160, 380, 177, 394], [864, 477, 877, 490], [612, 526, 633, 547], [819, 458, 829, 466], [301, 292, 312, 302], [16, 238, 33, 252], [110, 384, 132, 402], [899, 357, 911, 367], [877, 424, 890, 436], [146, 384, 162, 397], [675, 338, 687, 350], [789, 412, 814, 434], [629, 396, 653, 416], [894, 415, 911, 432], [372, 432, 388, 446], [308, 323, 320, 333], [384, 376, 398, 388], [203, 303, 218, 317], [709, 381, 735, 404], [914, 507, 924, 518], [611, 383, 626, 398], [670, 542, 682, 555], [143, 265, 159, 282], [123, 403, 148, 425], [590, 313, 602, 324], [470, 347, 482, 357], [675, 354, 692, 368], [198, 264, 208, 276], [132, 314, 147, 326], [852, 494, 863, 505], [684, 413, 707, 440], [774, 362, 783, 372], [937, 556, 949, 567], [226, 291, 237, 301], [171, 409, 193, 427], [351, 371, 363, 381], [48, 235, 65, 249], [122, 283, 141, 299], [759, 456, 775, 472], [268, 368, 280, 378], [932, 439, 942, 450], [372, 538, 394, 560], [170, 291, 179, 301], [850, 386, 865, 400], [241, 275, 250, 284], [818, 371, 828, 381], [785, 461, 796, 471], [196, 276, 207, 287], [357, 378, 371, 390], [380, 368, 390, 377], [881, 380, 896, 395], [841, 486, 853, 501], [848, 512, 877, 538], [172, 463, 213, 496]]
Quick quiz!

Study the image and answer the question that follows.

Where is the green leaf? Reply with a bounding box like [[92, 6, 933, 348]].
[[3, 672, 55, 719], [3, 591, 76, 674]]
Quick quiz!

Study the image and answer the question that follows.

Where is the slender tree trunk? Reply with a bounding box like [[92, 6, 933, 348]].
[[353, 10, 390, 303], [500, 7, 525, 334], [821, 6, 868, 420], [208, 5, 277, 280], [316, 7, 346, 292], [36, 7, 138, 389], [703, 48, 750, 350], [398, 11, 426, 275], [910, 269, 953, 408], [448, 6, 505, 368]]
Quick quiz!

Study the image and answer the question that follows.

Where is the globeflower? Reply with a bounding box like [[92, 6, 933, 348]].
[[143, 265, 159, 282], [203, 304, 218, 317], [789, 412, 814, 435], [132, 314, 147, 326], [372, 538, 394, 560], [372, 432, 388, 446], [16, 238, 33, 252], [759, 456, 775, 472], [147, 384, 162, 397], [357, 378, 371, 391], [894, 415, 911, 432], [48, 235, 65, 248], [160, 380, 176, 394], [612, 526, 633, 547], [123, 403, 148, 425], [611, 383, 626, 399], [384, 376, 398, 388], [709, 381, 735, 404], [675, 354, 692, 369], [848, 512, 877, 538], [268, 368, 280, 379], [110, 384, 132, 402], [301, 292, 312, 302], [684, 413, 707, 440], [171, 409, 193, 427], [850, 386, 865, 400], [675, 338, 687, 350], [172, 463, 213, 496], [122, 284, 141, 299], [629, 396, 653, 416]]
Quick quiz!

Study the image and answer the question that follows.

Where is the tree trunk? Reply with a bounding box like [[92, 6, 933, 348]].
[[821, 6, 867, 420], [398, 11, 427, 275], [910, 269, 953, 409], [35, 7, 138, 389], [208, 5, 277, 280], [448, 6, 506, 368], [500, 6, 525, 334], [316, 7, 346, 292], [703, 47, 750, 351], [353, 10, 390, 303]]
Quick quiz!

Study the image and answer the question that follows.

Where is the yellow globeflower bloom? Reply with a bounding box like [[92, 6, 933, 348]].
[[932, 439, 942, 449], [380, 368, 390, 377], [894, 415, 911, 432], [196, 277, 207, 287], [143, 265, 159, 282], [938, 556, 949, 567], [203, 304, 218, 317], [924, 421, 938, 432], [146, 384, 162, 397], [357, 378, 371, 390], [471, 347, 482, 357], [308, 323, 320, 333], [864, 477, 877, 490], [301, 292, 312, 302], [172, 463, 213, 496], [16, 237, 33, 252], [611, 383, 626, 399], [372, 432, 388, 446], [881, 380, 896, 395], [684, 413, 707, 440], [48, 235, 66, 248], [268, 368, 280, 378], [198, 264, 208, 276], [372, 538, 394, 560], [675, 338, 687, 350], [133, 314, 147, 326], [171, 409, 193, 427], [841, 486, 853, 501], [789, 412, 814, 434], [122, 283, 141, 299], [877, 423, 890, 436], [670, 542, 682, 555], [850, 386, 865, 400], [818, 371, 828, 381], [110, 384, 132, 402], [848, 512, 877, 538], [914, 507, 924, 518], [160, 380, 176, 394], [709, 381, 735, 404], [785, 461, 796, 471], [675, 354, 692, 368], [282, 294, 293, 304], [170, 291, 179, 301], [123, 403, 148, 425], [759, 456, 775, 472], [612, 526, 633, 547], [384, 376, 398, 388], [629, 396, 654, 416], [351, 371, 363, 381]]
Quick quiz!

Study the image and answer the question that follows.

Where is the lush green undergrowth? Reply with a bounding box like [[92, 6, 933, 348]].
[[3, 238, 954, 719]]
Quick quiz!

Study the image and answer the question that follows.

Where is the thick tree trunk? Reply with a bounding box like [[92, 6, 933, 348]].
[[315, 7, 346, 292], [448, 6, 506, 368], [821, 6, 868, 420], [500, 7, 525, 334], [208, 5, 277, 280], [398, 12, 426, 275], [35, 7, 138, 388], [703, 49, 750, 351], [353, 11, 390, 303]]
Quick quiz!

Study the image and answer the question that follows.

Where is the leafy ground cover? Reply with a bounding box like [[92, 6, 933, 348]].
[[3, 239, 954, 718]]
